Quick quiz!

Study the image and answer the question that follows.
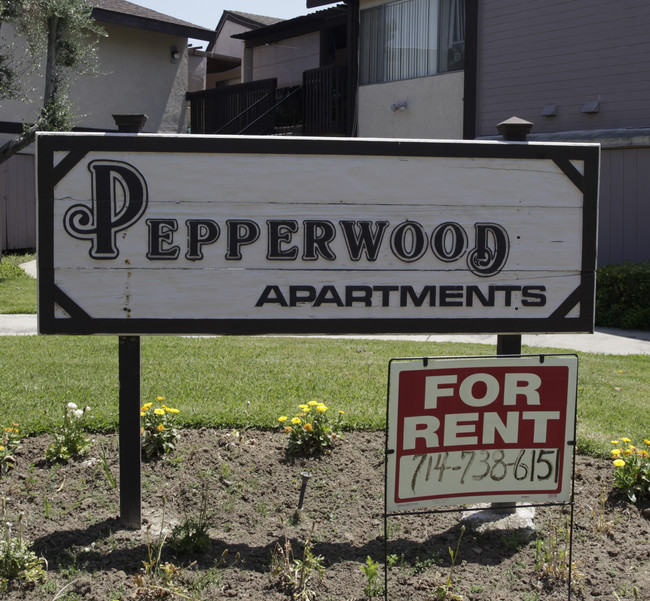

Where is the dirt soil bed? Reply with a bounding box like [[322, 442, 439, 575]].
[[1, 429, 649, 600]]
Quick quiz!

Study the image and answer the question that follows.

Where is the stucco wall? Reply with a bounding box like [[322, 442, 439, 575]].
[[214, 19, 248, 59], [251, 32, 320, 87], [0, 22, 189, 134], [357, 71, 464, 139]]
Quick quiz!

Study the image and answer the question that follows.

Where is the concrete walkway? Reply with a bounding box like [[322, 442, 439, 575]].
[[7, 260, 650, 354]]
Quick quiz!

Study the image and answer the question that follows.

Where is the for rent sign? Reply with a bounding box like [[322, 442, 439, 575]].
[[36, 134, 598, 335], [385, 356, 578, 512]]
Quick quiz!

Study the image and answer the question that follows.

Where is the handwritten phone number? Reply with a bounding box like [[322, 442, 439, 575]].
[[408, 448, 561, 494]]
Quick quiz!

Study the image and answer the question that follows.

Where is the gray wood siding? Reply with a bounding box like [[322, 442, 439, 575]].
[[476, 0, 650, 136], [599, 147, 650, 267], [1, 153, 36, 251]]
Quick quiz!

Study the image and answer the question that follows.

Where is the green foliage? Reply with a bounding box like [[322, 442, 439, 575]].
[[270, 525, 324, 601], [596, 261, 650, 330], [278, 401, 344, 456], [140, 396, 180, 458], [0, 423, 21, 475], [45, 402, 92, 462], [360, 556, 383, 599], [0, 0, 105, 162], [0, 498, 46, 589], [0, 261, 28, 280], [534, 517, 581, 582], [610, 437, 650, 503], [168, 483, 212, 556]]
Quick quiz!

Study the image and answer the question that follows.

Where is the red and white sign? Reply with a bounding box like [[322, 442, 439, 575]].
[[386, 355, 577, 512]]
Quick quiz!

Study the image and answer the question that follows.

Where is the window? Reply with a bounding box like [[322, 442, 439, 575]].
[[360, 0, 465, 85]]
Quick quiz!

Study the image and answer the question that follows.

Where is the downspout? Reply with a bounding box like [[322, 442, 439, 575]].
[[462, 0, 478, 140], [346, 0, 359, 137]]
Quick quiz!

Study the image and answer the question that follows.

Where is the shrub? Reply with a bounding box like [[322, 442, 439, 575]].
[[278, 401, 344, 456], [45, 403, 92, 462], [610, 437, 650, 503], [140, 396, 180, 458], [596, 261, 650, 330], [0, 424, 21, 475]]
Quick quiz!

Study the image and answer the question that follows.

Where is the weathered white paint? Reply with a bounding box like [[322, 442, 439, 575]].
[[41, 136, 594, 328], [358, 72, 464, 139]]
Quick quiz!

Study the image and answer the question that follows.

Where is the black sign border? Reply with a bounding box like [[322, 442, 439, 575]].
[[37, 134, 599, 336]]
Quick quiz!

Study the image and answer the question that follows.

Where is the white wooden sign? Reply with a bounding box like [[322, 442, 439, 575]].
[[386, 355, 578, 512], [36, 134, 598, 335]]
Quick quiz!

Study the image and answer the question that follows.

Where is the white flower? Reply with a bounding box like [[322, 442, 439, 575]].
[[73, 409, 83, 419], [67, 402, 78, 410]]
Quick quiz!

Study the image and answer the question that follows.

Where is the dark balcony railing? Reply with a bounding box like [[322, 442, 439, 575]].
[[303, 65, 348, 136], [187, 78, 277, 135], [187, 65, 349, 136]]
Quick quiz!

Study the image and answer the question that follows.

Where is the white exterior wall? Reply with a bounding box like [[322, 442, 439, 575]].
[[357, 0, 464, 140], [251, 32, 319, 87], [214, 20, 249, 59], [358, 71, 464, 139], [0, 23, 189, 134]]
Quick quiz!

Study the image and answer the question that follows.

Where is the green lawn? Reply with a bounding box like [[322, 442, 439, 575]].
[[0, 334, 647, 457], [0, 252, 37, 313], [1, 252, 647, 456]]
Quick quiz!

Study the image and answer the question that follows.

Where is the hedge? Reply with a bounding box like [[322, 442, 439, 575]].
[[596, 261, 650, 330]]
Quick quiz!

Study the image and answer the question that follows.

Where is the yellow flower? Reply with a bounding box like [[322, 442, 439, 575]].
[[0, 445, 4, 451], [611, 449, 621, 456], [316, 405, 328, 413], [611, 440, 620, 445], [165, 407, 179, 414], [284, 426, 292, 434], [298, 412, 306, 417], [154, 408, 165, 416], [140, 412, 146, 417], [624, 449, 633, 456], [4, 427, 12, 433], [640, 450, 649, 457], [613, 459, 626, 467], [140, 427, 144, 435], [644, 439, 650, 446], [157, 424, 165, 432], [291, 417, 302, 425], [304, 423, 313, 432], [339, 410, 345, 415], [308, 401, 319, 406], [298, 404, 309, 410], [156, 396, 165, 402], [278, 416, 288, 422], [621, 437, 631, 443]]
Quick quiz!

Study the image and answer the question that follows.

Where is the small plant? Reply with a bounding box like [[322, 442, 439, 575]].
[[278, 400, 344, 456], [168, 483, 212, 556], [95, 443, 117, 489], [45, 403, 92, 462], [534, 517, 582, 582], [431, 525, 465, 601], [140, 396, 180, 458], [360, 556, 383, 599], [610, 437, 650, 502], [270, 524, 324, 601], [0, 498, 46, 589], [0, 423, 21, 475], [133, 497, 189, 599]]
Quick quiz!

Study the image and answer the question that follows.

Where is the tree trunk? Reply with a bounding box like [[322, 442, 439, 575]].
[[0, 15, 58, 165]]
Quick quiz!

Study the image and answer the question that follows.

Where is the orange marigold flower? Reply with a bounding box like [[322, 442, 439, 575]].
[[304, 423, 313, 432], [157, 424, 165, 432]]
